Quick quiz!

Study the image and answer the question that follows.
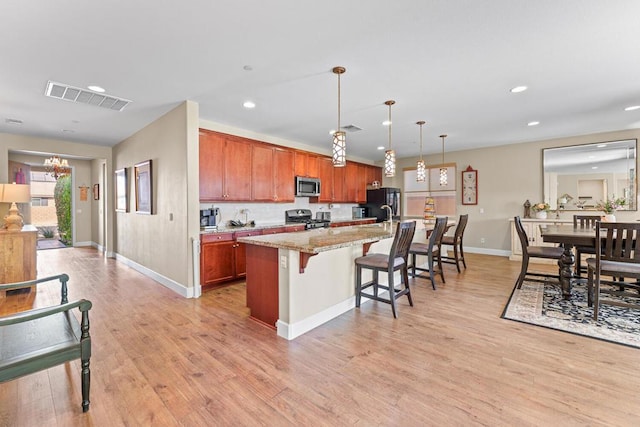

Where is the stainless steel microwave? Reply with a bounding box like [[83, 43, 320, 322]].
[[295, 176, 321, 197]]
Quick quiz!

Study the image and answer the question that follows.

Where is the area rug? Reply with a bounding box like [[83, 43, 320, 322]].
[[502, 279, 640, 349]]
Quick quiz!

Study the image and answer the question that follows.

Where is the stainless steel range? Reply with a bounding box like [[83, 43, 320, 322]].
[[285, 209, 330, 229]]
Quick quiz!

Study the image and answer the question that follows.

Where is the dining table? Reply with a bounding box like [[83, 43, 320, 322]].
[[539, 224, 596, 299]]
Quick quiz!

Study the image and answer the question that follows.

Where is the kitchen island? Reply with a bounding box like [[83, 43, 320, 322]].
[[237, 221, 429, 340]]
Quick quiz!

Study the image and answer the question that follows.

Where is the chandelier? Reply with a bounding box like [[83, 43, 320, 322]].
[[384, 100, 396, 177], [332, 66, 347, 167], [44, 155, 70, 179], [416, 121, 426, 182]]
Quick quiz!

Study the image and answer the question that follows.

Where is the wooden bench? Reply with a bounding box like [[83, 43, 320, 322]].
[[0, 274, 92, 412]]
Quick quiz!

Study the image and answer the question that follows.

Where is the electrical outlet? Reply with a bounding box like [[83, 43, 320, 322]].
[[480, 237, 486, 244], [280, 255, 287, 269]]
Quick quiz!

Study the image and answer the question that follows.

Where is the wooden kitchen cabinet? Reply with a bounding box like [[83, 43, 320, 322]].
[[200, 229, 263, 287], [294, 151, 319, 178], [252, 144, 295, 202], [199, 130, 252, 201], [345, 162, 359, 202], [316, 156, 335, 203]]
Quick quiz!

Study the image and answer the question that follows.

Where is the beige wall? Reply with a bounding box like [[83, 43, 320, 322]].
[[385, 129, 640, 252], [113, 101, 199, 292]]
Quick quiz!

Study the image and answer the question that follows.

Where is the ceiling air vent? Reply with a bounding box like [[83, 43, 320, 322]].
[[44, 81, 132, 112], [342, 124, 362, 133]]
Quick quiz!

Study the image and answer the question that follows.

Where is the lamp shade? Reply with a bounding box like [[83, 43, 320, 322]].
[[1, 183, 31, 203]]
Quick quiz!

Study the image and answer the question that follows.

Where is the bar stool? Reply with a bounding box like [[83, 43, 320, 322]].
[[355, 221, 416, 318], [441, 214, 468, 273], [408, 217, 447, 289]]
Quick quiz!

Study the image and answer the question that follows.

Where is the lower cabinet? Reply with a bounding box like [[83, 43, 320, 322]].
[[200, 230, 262, 287], [330, 219, 376, 228], [200, 226, 305, 288]]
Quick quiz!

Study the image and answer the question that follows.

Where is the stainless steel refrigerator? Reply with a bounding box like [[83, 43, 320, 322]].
[[362, 187, 401, 222]]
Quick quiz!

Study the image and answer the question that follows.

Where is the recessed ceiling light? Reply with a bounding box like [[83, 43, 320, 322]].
[[625, 105, 640, 111], [527, 121, 540, 126], [377, 146, 385, 150], [510, 86, 528, 93], [597, 144, 607, 148], [382, 120, 392, 126], [87, 85, 105, 93], [243, 101, 256, 109], [592, 166, 598, 170]]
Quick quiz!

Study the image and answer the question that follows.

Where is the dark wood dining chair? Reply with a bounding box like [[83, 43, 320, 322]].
[[408, 217, 448, 290], [441, 214, 468, 273], [514, 216, 564, 288], [573, 214, 601, 276], [355, 221, 416, 318], [586, 222, 640, 320]]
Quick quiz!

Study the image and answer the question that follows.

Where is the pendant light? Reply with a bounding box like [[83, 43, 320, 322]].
[[416, 121, 426, 182], [439, 134, 448, 186], [332, 66, 346, 167], [384, 100, 396, 177]]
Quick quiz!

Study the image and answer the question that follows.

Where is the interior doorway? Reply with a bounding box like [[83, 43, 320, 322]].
[[29, 166, 71, 250]]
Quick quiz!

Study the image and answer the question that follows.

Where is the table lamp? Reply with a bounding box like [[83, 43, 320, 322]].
[[1, 183, 31, 231]]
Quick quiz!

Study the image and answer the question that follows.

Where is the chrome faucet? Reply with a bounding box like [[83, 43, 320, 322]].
[[381, 204, 393, 229]]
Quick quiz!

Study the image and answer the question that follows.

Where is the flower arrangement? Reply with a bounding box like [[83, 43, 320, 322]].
[[531, 202, 551, 212], [595, 196, 626, 214]]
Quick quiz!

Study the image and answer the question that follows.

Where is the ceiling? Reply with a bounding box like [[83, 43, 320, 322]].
[[2, 0, 640, 162]]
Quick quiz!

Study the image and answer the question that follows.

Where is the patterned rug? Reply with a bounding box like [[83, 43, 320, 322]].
[[502, 279, 640, 349]]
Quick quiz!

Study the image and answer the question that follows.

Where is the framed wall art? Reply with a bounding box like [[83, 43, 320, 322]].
[[134, 159, 153, 214], [115, 168, 128, 212], [462, 165, 478, 205]]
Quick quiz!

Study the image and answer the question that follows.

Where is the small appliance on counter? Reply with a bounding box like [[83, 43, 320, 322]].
[[352, 207, 366, 219], [316, 211, 331, 222], [200, 208, 220, 230], [285, 209, 330, 229]]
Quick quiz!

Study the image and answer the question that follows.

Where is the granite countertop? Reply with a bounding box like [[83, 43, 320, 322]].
[[200, 217, 378, 234], [236, 222, 395, 253]]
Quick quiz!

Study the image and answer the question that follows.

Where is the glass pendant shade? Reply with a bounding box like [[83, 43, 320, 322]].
[[439, 167, 448, 186], [439, 134, 448, 186], [384, 149, 396, 177], [416, 160, 426, 182], [332, 66, 347, 167], [383, 100, 396, 177], [416, 120, 426, 182], [332, 131, 346, 167]]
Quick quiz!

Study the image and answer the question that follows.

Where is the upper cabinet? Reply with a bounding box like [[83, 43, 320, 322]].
[[252, 143, 295, 202], [200, 130, 252, 201], [199, 129, 381, 203]]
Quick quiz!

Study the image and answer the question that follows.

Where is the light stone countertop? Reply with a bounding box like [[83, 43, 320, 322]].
[[200, 217, 378, 235], [236, 222, 395, 253]]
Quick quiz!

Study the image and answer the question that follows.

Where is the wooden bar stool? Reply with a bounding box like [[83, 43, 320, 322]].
[[355, 221, 416, 318]]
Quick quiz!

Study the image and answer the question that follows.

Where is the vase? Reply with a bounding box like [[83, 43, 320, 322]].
[[602, 214, 616, 222], [535, 211, 548, 219]]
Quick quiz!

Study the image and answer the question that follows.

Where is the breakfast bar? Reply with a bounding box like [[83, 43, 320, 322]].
[[238, 222, 429, 340]]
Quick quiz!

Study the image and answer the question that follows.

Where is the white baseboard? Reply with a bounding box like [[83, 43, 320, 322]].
[[463, 246, 511, 257], [74, 240, 93, 247], [114, 253, 196, 298]]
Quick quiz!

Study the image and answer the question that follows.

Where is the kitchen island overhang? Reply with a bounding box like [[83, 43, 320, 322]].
[[238, 222, 427, 340]]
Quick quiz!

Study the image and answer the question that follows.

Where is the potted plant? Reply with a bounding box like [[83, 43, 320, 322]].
[[596, 196, 626, 221], [531, 202, 551, 219]]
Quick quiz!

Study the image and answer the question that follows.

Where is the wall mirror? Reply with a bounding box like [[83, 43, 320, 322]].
[[543, 139, 637, 211]]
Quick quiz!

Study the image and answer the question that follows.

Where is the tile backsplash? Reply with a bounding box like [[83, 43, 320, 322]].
[[200, 198, 359, 226]]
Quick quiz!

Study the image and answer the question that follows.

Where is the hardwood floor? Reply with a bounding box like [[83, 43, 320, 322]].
[[2, 247, 640, 426]]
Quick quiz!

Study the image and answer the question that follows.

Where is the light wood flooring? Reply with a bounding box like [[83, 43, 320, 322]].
[[1, 247, 640, 426]]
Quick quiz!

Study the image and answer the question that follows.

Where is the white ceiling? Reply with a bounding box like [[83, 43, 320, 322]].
[[2, 0, 640, 162]]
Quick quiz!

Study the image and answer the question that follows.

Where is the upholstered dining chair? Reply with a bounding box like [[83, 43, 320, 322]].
[[355, 221, 416, 318], [513, 216, 564, 289], [441, 214, 468, 273], [573, 214, 601, 276], [587, 222, 640, 320], [408, 217, 448, 290]]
